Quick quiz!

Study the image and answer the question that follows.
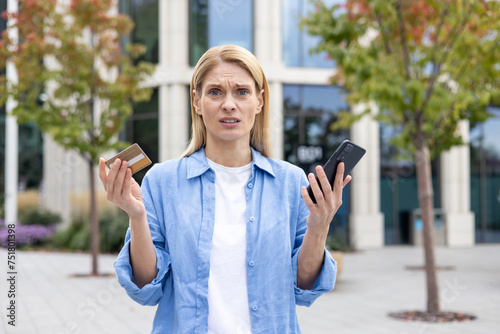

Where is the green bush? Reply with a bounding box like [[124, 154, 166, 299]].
[[326, 234, 351, 252], [19, 207, 62, 226], [50, 210, 129, 253]]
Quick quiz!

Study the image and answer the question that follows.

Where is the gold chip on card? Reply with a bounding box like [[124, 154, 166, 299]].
[[105, 143, 152, 174]]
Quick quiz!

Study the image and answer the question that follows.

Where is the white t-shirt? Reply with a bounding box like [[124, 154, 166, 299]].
[[206, 158, 253, 334]]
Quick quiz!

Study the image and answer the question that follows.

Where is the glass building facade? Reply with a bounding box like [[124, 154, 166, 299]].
[[283, 84, 351, 241], [118, 0, 160, 182], [120, 89, 159, 182], [1, 0, 44, 192], [8, 0, 496, 246], [189, 0, 254, 66], [283, 0, 340, 68], [119, 0, 159, 64], [470, 106, 500, 243], [379, 125, 441, 245]]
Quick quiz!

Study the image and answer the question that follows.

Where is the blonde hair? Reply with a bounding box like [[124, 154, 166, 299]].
[[182, 45, 272, 158]]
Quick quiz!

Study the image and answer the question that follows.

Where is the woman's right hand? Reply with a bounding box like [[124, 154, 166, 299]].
[[99, 157, 146, 219]]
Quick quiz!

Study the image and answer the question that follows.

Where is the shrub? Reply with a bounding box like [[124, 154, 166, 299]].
[[19, 207, 62, 226], [326, 234, 351, 252], [50, 210, 129, 253]]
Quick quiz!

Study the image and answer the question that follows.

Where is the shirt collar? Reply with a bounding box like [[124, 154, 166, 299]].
[[186, 147, 275, 179]]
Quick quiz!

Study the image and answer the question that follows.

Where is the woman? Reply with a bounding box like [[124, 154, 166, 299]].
[[98, 45, 351, 333]]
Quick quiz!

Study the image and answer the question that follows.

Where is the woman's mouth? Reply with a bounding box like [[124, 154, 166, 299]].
[[219, 118, 241, 127]]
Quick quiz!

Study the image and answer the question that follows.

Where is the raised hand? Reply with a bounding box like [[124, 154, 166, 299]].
[[98, 157, 146, 219]]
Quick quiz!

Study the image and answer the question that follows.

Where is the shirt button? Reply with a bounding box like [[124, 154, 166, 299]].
[[252, 305, 258, 311], [247, 183, 253, 189], [249, 216, 255, 222], [248, 261, 254, 267]]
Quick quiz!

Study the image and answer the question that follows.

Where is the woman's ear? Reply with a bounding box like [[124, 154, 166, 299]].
[[256, 89, 264, 113], [193, 89, 202, 115]]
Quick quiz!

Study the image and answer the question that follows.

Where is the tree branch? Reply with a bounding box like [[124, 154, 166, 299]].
[[420, 3, 471, 118], [396, 0, 411, 80], [375, 11, 392, 55]]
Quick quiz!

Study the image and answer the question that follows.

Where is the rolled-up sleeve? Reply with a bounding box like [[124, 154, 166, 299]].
[[113, 171, 171, 306], [292, 172, 337, 307], [292, 247, 337, 306]]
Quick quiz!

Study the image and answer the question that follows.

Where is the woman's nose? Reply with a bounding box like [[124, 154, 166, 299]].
[[222, 95, 236, 112]]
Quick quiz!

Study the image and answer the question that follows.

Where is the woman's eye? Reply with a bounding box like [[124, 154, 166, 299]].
[[208, 90, 220, 96], [238, 90, 249, 96]]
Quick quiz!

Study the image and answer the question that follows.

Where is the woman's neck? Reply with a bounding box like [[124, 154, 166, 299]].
[[204, 141, 252, 167]]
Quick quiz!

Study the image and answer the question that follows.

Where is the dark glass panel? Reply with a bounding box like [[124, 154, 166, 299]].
[[470, 106, 500, 243], [189, 0, 253, 67], [283, 84, 350, 244], [121, 88, 159, 183], [120, 0, 159, 64], [283, 0, 340, 68]]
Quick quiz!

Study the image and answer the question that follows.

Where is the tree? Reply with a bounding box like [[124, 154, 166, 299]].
[[0, 0, 155, 276], [302, 0, 500, 316]]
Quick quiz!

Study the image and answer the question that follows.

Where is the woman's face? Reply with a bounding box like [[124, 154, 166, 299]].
[[193, 62, 264, 149]]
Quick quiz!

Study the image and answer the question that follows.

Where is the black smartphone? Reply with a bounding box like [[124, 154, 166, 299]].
[[306, 140, 366, 204]]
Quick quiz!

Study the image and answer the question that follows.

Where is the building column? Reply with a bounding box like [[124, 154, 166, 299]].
[[440, 120, 475, 247], [159, 84, 189, 160], [349, 103, 384, 248], [254, 0, 284, 159], [5, 0, 19, 227], [158, 0, 190, 161]]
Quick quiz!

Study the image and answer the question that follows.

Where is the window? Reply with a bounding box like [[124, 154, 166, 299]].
[[283, 0, 341, 68], [0, 1, 44, 190], [189, 0, 254, 66], [470, 106, 500, 243], [283, 84, 350, 243], [120, 88, 159, 183], [379, 125, 440, 245], [0, 0, 5, 32], [119, 0, 159, 64], [283, 84, 349, 171]]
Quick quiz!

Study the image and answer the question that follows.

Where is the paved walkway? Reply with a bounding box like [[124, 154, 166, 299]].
[[1, 245, 499, 334]]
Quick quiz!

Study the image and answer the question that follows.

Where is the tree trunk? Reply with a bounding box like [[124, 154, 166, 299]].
[[88, 159, 99, 276], [414, 144, 440, 314]]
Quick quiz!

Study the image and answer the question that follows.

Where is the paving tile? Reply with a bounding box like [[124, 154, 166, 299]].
[[1, 245, 499, 333]]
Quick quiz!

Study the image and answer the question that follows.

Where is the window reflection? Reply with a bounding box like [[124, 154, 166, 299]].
[[190, 0, 253, 66], [283, 84, 349, 171], [283, 84, 350, 244], [120, 0, 159, 64], [470, 106, 500, 243], [379, 124, 440, 245], [120, 89, 159, 184], [283, 0, 341, 68]]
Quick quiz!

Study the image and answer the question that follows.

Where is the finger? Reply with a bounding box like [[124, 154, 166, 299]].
[[106, 158, 121, 196], [114, 160, 128, 195], [343, 175, 352, 187], [333, 162, 346, 198], [308, 172, 325, 204], [301, 186, 315, 208], [123, 168, 133, 197], [316, 165, 333, 202], [98, 158, 107, 190]]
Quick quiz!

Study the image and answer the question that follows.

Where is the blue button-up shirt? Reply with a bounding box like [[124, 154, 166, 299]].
[[114, 148, 337, 334]]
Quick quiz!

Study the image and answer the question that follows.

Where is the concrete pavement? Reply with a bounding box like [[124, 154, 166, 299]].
[[1, 245, 499, 333]]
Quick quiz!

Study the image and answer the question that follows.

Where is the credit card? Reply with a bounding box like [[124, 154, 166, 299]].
[[105, 143, 152, 174]]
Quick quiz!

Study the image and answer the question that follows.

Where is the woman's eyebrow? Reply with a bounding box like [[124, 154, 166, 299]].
[[204, 82, 253, 89]]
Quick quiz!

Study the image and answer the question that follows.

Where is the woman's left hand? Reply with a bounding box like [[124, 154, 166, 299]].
[[301, 162, 352, 233]]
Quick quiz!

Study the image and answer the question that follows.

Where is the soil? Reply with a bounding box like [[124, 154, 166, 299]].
[[388, 311, 477, 323]]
